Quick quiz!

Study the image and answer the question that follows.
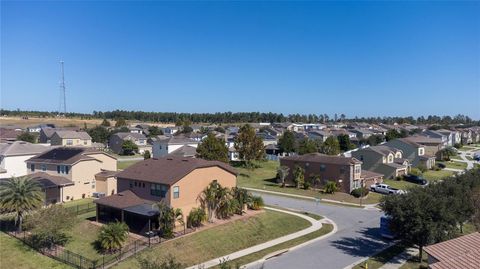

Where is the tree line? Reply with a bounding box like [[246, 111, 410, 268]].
[[1, 109, 477, 125]]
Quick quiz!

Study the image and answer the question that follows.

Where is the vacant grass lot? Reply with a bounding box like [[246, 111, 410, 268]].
[[0, 233, 72, 269], [117, 160, 141, 170], [113, 210, 311, 268], [236, 161, 381, 205]]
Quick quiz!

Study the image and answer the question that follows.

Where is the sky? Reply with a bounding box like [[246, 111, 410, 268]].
[[1, 1, 479, 119]]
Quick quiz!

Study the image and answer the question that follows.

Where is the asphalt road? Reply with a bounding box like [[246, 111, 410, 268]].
[[246, 193, 390, 269]]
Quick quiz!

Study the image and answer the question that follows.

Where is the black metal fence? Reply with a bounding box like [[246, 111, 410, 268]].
[[65, 202, 96, 216]]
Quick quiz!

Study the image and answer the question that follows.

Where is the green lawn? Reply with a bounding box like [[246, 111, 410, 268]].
[[62, 198, 94, 208], [0, 233, 72, 269], [422, 170, 454, 181], [117, 160, 141, 170], [465, 155, 473, 161], [399, 252, 427, 269], [353, 243, 408, 269], [383, 179, 419, 190], [437, 161, 467, 170], [236, 161, 381, 205], [211, 223, 334, 268], [450, 155, 462, 160], [113, 210, 311, 268]]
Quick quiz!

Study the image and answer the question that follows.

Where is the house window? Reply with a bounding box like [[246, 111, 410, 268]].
[[354, 165, 361, 174], [66, 139, 73, 145], [150, 183, 168, 198], [320, 164, 326, 172], [41, 164, 46, 171], [57, 165, 69, 174], [30, 164, 35, 172], [84, 140, 87, 145], [173, 186, 180, 199]]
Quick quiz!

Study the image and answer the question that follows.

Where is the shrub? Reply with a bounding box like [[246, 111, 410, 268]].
[[454, 143, 462, 149], [395, 176, 403, 181], [97, 222, 129, 253], [409, 168, 422, 176], [187, 207, 206, 228], [143, 150, 151, 159], [303, 180, 311, 190], [248, 195, 264, 210], [324, 181, 338, 194], [417, 164, 428, 173], [351, 187, 370, 198]]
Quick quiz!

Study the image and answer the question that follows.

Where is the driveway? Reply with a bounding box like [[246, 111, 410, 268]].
[[246, 193, 390, 269]]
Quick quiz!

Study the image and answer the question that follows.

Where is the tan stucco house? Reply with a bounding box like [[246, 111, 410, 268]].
[[50, 131, 92, 147], [94, 157, 237, 234], [352, 145, 409, 179], [26, 147, 117, 204]]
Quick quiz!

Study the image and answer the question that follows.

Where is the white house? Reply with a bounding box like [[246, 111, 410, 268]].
[[0, 141, 52, 178], [152, 135, 199, 158]]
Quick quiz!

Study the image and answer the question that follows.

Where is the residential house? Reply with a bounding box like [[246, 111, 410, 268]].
[[27, 124, 55, 133], [436, 129, 456, 147], [0, 128, 22, 142], [460, 129, 473, 144], [421, 130, 448, 148], [26, 147, 117, 204], [38, 127, 80, 144], [404, 135, 444, 158], [163, 127, 179, 135], [109, 132, 150, 154], [168, 145, 198, 158], [0, 141, 52, 178], [152, 135, 199, 158], [424, 232, 479, 269], [351, 128, 374, 139], [50, 131, 92, 147], [94, 157, 237, 233], [385, 138, 436, 169], [307, 130, 331, 143], [280, 153, 383, 193], [351, 145, 409, 179]]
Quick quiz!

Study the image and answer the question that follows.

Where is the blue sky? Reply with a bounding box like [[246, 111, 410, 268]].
[[1, 1, 479, 118]]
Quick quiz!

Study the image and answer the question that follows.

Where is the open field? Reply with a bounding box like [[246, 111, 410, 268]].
[[113, 210, 311, 268], [236, 161, 382, 205], [0, 233, 72, 269], [0, 116, 174, 129]]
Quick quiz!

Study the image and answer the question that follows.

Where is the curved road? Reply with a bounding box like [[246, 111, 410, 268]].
[[246, 193, 390, 269]]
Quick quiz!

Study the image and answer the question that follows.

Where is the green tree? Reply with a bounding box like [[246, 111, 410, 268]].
[[197, 181, 229, 222], [24, 205, 75, 247], [231, 187, 251, 215], [196, 133, 229, 163], [155, 201, 184, 238], [148, 126, 163, 137], [297, 139, 318, 155], [438, 147, 457, 161], [234, 124, 265, 167], [115, 118, 127, 127], [337, 134, 355, 152], [121, 140, 138, 155], [97, 222, 129, 253], [278, 130, 296, 154], [276, 166, 290, 187], [100, 118, 111, 127], [87, 126, 110, 143], [385, 129, 406, 141], [17, 132, 36, 143], [293, 165, 305, 189], [0, 177, 44, 232], [143, 150, 151, 159], [319, 136, 340, 155]]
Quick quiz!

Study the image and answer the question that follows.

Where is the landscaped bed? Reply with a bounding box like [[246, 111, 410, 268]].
[[113, 209, 311, 268], [236, 160, 382, 205]]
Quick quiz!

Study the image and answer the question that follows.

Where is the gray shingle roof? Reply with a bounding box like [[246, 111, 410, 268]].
[[54, 130, 92, 140], [0, 141, 51, 157]]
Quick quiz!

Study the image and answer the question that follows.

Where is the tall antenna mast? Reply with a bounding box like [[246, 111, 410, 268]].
[[59, 61, 67, 116]]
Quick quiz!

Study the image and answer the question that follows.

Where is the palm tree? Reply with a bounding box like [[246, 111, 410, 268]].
[[276, 166, 290, 188], [155, 201, 183, 238], [97, 221, 129, 253], [231, 187, 250, 215], [197, 181, 228, 222], [0, 176, 44, 232]]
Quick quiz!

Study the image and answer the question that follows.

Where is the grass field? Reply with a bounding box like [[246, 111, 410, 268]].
[[211, 223, 334, 268], [62, 198, 94, 208], [437, 161, 467, 170], [236, 161, 381, 205], [117, 160, 141, 170], [113, 210, 311, 268], [422, 169, 454, 181], [0, 233, 72, 269]]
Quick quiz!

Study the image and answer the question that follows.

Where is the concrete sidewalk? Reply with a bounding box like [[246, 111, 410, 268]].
[[186, 206, 337, 269]]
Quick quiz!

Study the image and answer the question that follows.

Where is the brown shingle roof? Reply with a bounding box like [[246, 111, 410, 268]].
[[94, 190, 154, 209], [54, 130, 91, 140], [116, 157, 237, 185], [95, 170, 118, 178], [425, 232, 480, 269], [281, 153, 361, 165], [27, 172, 74, 188]]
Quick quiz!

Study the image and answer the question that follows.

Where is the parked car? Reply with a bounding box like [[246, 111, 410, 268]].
[[403, 175, 429, 186], [370, 183, 405, 195]]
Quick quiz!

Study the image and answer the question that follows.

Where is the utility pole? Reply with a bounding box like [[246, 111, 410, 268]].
[[59, 61, 66, 116]]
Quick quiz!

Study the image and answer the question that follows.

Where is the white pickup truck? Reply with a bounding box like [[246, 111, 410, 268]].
[[370, 183, 404, 195]]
